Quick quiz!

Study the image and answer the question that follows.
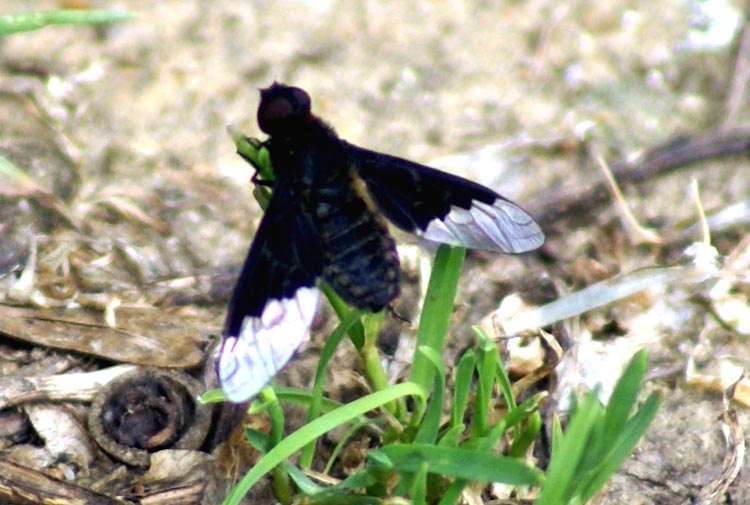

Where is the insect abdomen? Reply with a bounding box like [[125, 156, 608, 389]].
[[315, 191, 400, 312]]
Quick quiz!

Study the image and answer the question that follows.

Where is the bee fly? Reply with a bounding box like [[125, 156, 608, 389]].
[[216, 83, 544, 402]]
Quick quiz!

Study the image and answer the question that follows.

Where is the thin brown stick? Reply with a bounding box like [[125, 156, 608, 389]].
[[533, 127, 750, 231], [0, 459, 123, 505]]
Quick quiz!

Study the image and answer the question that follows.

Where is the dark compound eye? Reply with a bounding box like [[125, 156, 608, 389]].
[[258, 83, 311, 134]]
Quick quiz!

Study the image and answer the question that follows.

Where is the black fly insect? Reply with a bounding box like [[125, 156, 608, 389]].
[[216, 83, 544, 402]]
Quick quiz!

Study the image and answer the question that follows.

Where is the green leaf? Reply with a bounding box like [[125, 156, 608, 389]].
[[509, 411, 542, 458], [579, 393, 660, 501], [466, 392, 546, 452], [602, 350, 648, 444], [230, 129, 274, 182], [273, 387, 344, 412], [285, 462, 324, 495], [323, 417, 383, 475], [471, 333, 499, 437], [375, 444, 543, 485], [243, 427, 272, 453], [409, 245, 465, 399], [0, 9, 135, 35], [224, 382, 425, 505], [537, 394, 601, 505], [409, 461, 429, 505], [414, 346, 446, 445], [301, 310, 361, 467], [537, 350, 660, 504], [323, 283, 366, 349], [449, 349, 475, 430]]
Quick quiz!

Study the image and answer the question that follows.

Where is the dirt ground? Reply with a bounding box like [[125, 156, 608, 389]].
[[1, 0, 749, 503]]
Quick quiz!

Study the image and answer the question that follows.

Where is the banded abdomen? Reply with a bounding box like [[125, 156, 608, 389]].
[[313, 179, 400, 312]]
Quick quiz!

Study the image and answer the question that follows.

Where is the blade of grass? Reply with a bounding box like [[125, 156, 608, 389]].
[[568, 350, 658, 498], [394, 377, 442, 505], [410, 462, 429, 505], [0, 9, 135, 34], [257, 388, 292, 503], [473, 326, 516, 409], [470, 333, 499, 437], [322, 284, 400, 416], [300, 310, 362, 468], [450, 349, 475, 429], [579, 393, 660, 502], [409, 244, 466, 408], [323, 284, 365, 349], [439, 349, 476, 448], [508, 411, 542, 458], [224, 382, 425, 505], [599, 350, 648, 448], [289, 465, 383, 502], [463, 392, 546, 452], [307, 492, 386, 505], [413, 346, 446, 444], [273, 387, 343, 412], [536, 393, 602, 505], [323, 417, 383, 474], [375, 444, 543, 485]]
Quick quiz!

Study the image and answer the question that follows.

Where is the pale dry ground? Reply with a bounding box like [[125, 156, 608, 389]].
[[1, 0, 749, 503]]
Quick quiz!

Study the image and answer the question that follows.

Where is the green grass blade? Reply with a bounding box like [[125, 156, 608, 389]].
[[223, 382, 425, 505], [414, 346, 446, 444], [323, 470, 378, 492], [601, 350, 648, 443], [540, 355, 659, 505], [471, 333, 499, 437], [273, 387, 343, 412], [323, 283, 365, 349], [285, 462, 324, 494], [581, 351, 646, 466], [307, 493, 387, 505], [473, 326, 517, 411], [409, 245, 466, 401], [450, 349, 475, 430], [258, 388, 284, 445], [438, 348, 474, 448], [467, 392, 546, 451], [508, 411, 542, 458], [258, 388, 292, 501], [243, 427, 272, 453], [536, 394, 601, 505], [198, 388, 227, 404], [579, 393, 660, 501], [437, 479, 465, 505], [410, 462, 429, 505], [230, 130, 275, 182], [376, 444, 543, 485], [300, 310, 361, 468], [323, 417, 382, 474], [0, 9, 135, 34]]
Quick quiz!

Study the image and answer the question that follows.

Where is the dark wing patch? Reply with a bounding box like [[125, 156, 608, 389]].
[[349, 144, 544, 253], [217, 186, 324, 402]]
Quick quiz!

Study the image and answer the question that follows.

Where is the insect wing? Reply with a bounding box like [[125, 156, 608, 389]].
[[217, 186, 324, 402], [218, 288, 319, 402], [349, 144, 544, 253]]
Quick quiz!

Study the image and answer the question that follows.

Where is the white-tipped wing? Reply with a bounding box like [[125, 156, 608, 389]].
[[422, 199, 544, 253], [217, 287, 320, 403], [217, 185, 325, 403], [350, 144, 544, 253]]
